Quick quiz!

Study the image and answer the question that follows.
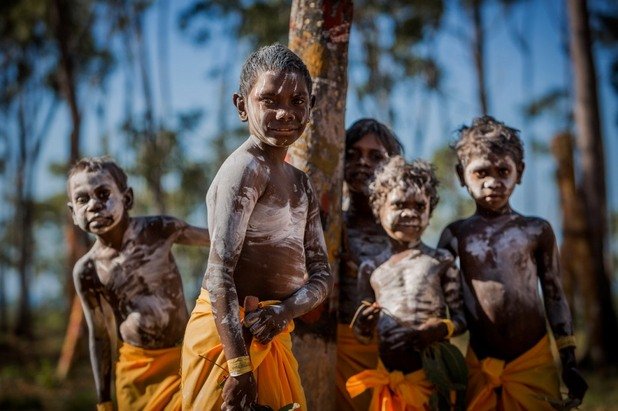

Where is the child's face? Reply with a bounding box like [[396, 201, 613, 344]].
[[461, 152, 520, 212], [379, 184, 431, 244], [68, 170, 130, 236], [235, 70, 312, 148], [345, 133, 389, 195]]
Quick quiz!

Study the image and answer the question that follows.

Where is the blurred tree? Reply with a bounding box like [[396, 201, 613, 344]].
[[46, 0, 115, 379], [286, 2, 353, 409], [567, 0, 618, 367], [178, 0, 444, 126], [0, 0, 58, 337]]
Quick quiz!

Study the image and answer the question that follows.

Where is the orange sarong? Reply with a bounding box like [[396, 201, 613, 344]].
[[336, 323, 379, 411], [346, 361, 434, 411], [466, 335, 561, 411], [181, 288, 307, 411], [115, 342, 182, 411]]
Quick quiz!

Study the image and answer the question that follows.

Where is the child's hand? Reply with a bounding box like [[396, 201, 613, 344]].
[[411, 318, 449, 350], [562, 366, 587, 406], [559, 347, 588, 405], [244, 305, 290, 345], [222, 372, 257, 410], [352, 302, 380, 341]]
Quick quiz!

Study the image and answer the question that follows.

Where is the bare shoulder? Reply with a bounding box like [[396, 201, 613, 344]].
[[286, 162, 312, 187], [72, 249, 101, 292], [73, 250, 96, 278], [519, 215, 555, 241], [209, 145, 271, 200], [133, 215, 186, 239], [421, 243, 455, 266]]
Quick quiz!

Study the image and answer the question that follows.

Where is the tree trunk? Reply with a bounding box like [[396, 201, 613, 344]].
[[14, 98, 33, 338], [567, 0, 618, 367], [550, 133, 599, 363], [50, 0, 92, 378], [287, 1, 353, 409], [469, 0, 488, 115]]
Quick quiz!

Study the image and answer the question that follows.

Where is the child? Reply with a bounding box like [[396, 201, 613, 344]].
[[346, 156, 466, 410], [67, 156, 210, 411], [180, 44, 333, 410], [338, 118, 404, 411], [437, 116, 588, 410]]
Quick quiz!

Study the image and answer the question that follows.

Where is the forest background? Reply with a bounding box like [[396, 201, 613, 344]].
[[1, 0, 618, 409]]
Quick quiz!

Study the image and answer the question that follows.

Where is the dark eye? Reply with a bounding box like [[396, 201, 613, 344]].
[[416, 202, 426, 211], [370, 151, 386, 162], [261, 98, 274, 105], [499, 168, 510, 177], [293, 97, 305, 105], [98, 190, 110, 200], [346, 149, 360, 161], [474, 170, 486, 178], [76, 196, 88, 204]]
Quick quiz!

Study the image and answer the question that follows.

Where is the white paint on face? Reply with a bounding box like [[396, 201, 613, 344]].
[[379, 185, 431, 245], [245, 70, 311, 148], [463, 153, 520, 212], [68, 170, 128, 236]]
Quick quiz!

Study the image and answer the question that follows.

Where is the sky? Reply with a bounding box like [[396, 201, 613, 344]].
[[11, 0, 618, 303]]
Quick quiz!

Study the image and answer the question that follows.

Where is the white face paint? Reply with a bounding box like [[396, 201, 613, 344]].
[[68, 170, 128, 236], [463, 153, 520, 212], [244, 70, 311, 148], [378, 185, 431, 245]]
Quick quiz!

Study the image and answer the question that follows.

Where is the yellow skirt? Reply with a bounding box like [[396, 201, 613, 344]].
[[336, 323, 379, 411], [181, 288, 307, 410], [466, 335, 561, 411], [346, 360, 434, 411], [115, 342, 182, 411]]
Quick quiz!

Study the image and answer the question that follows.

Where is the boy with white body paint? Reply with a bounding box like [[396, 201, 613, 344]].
[[345, 156, 466, 410], [180, 44, 333, 411], [67, 157, 210, 411], [437, 116, 587, 410]]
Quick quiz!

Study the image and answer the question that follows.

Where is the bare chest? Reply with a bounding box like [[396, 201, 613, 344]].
[[371, 254, 445, 316]]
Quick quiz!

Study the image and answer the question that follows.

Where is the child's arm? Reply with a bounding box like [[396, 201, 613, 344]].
[[245, 176, 333, 344], [351, 261, 379, 344], [172, 220, 210, 247], [151, 216, 210, 247], [437, 224, 458, 258], [203, 162, 264, 406], [406, 260, 466, 349], [536, 220, 587, 403], [73, 257, 113, 406], [440, 262, 466, 337]]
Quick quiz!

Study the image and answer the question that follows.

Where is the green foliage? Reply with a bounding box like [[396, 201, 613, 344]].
[[178, 0, 445, 124], [422, 342, 468, 411], [426, 145, 474, 241]]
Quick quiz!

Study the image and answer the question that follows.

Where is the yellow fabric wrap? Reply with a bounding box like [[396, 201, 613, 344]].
[[346, 361, 434, 411], [181, 288, 307, 411], [336, 323, 379, 411], [466, 335, 561, 411], [115, 342, 182, 411]]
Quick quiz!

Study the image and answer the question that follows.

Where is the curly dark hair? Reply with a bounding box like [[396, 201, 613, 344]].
[[369, 156, 440, 219], [451, 115, 524, 168], [239, 43, 313, 97], [67, 156, 128, 195]]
